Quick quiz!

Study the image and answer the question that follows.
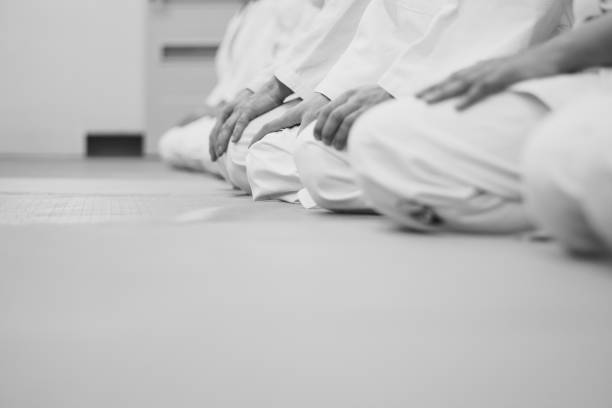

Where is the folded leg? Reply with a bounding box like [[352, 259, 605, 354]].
[[349, 94, 548, 233], [220, 100, 300, 194], [158, 116, 221, 176], [523, 93, 612, 255], [294, 122, 372, 212], [246, 127, 302, 202]]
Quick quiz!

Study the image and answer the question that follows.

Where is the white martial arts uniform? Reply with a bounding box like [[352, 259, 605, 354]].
[[295, 0, 574, 215], [350, 95, 549, 232], [350, 0, 610, 234], [523, 92, 612, 254], [247, 0, 458, 202], [158, 0, 312, 174], [219, 0, 373, 196], [522, 2, 612, 253]]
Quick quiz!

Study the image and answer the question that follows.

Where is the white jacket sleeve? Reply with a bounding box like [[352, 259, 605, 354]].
[[314, 0, 458, 100], [272, 0, 373, 99], [378, 0, 574, 97], [206, 5, 248, 106], [245, 0, 322, 93], [210, 0, 319, 103]]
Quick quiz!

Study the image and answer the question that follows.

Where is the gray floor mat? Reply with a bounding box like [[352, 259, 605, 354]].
[[0, 177, 316, 224], [0, 193, 221, 224]]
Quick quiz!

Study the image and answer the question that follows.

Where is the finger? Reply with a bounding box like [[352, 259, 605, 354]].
[[208, 118, 226, 161], [208, 106, 232, 149], [313, 104, 332, 141], [456, 72, 511, 111], [266, 109, 301, 135], [219, 104, 234, 122], [416, 69, 468, 99], [215, 111, 240, 157], [421, 79, 471, 104], [416, 83, 441, 99], [321, 104, 357, 146], [248, 125, 270, 148], [298, 112, 317, 133], [416, 65, 488, 101], [455, 84, 490, 111], [314, 92, 353, 140], [208, 118, 223, 146], [209, 132, 217, 162], [332, 108, 364, 151], [248, 111, 299, 148], [230, 114, 251, 144]]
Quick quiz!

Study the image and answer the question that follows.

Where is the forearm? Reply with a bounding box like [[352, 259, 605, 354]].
[[526, 13, 612, 74]]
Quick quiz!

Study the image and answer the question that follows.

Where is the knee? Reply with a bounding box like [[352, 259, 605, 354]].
[[349, 100, 425, 201], [524, 93, 612, 193], [523, 104, 608, 254], [349, 101, 393, 153], [350, 99, 428, 176], [295, 103, 426, 211], [158, 127, 183, 165], [224, 104, 300, 195], [350, 101, 397, 156], [294, 137, 328, 201], [224, 141, 252, 194], [524, 150, 602, 254], [245, 142, 269, 200], [522, 123, 566, 211], [246, 132, 293, 201], [294, 132, 356, 211]]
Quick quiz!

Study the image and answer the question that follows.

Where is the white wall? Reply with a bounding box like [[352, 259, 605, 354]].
[[0, 0, 146, 155]]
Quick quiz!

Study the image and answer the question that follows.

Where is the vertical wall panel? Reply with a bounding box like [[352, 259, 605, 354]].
[[146, 0, 242, 155], [0, 0, 146, 155]]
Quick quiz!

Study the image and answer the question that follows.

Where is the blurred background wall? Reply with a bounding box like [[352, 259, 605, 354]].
[[0, 0, 241, 156]]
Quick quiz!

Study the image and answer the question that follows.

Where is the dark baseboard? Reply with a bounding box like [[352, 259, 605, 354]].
[[86, 133, 144, 157]]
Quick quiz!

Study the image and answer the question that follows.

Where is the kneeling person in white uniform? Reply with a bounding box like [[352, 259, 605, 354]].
[[158, 0, 309, 175], [524, 92, 612, 256], [208, 0, 373, 196], [241, 0, 571, 210], [292, 0, 572, 213], [245, 0, 460, 205], [350, 0, 612, 236]]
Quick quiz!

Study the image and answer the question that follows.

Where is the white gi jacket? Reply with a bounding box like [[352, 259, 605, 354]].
[[376, 0, 574, 97], [207, 0, 313, 105], [315, 0, 471, 99], [513, 0, 612, 109], [268, 0, 374, 99]]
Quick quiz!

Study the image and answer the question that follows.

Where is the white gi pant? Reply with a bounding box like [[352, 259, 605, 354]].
[[293, 123, 372, 212], [158, 116, 221, 177], [523, 93, 612, 255], [245, 121, 363, 208], [348, 94, 549, 233], [158, 101, 303, 191], [218, 100, 301, 196], [157, 0, 316, 173], [245, 120, 371, 209], [247, 127, 302, 202]]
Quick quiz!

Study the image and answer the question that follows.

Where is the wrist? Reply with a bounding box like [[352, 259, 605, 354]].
[[545, 47, 572, 75], [267, 77, 293, 103], [516, 47, 565, 82]]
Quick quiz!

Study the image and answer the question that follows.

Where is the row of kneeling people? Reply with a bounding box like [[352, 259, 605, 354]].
[[160, 0, 612, 257]]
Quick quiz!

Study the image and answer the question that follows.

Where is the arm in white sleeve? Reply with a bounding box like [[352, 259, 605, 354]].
[[244, 0, 322, 94], [273, 0, 373, 99], [206, 5, 248, 106], [378, 0, 574, 97], [315, 0, 459, 100]]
